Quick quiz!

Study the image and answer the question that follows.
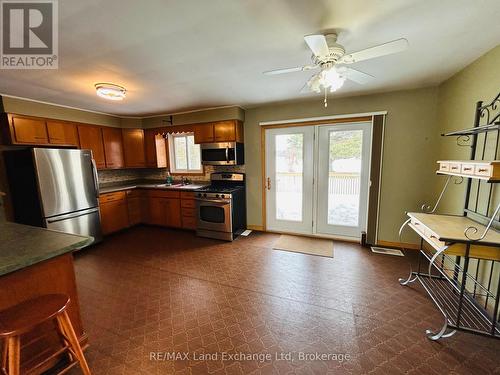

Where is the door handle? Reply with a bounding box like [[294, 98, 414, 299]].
[[91, 159, 100, 197], [266, 177, 271, 190]]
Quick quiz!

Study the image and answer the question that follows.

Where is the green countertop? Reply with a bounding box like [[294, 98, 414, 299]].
[[0, 221, 92, 277]]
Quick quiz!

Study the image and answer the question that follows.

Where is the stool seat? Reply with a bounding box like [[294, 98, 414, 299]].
[[0, 294, 69, 337], [0, 294, 90, 374]]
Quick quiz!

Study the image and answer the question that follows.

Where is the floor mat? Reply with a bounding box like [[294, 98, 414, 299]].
[[273, 234, 333, 258]]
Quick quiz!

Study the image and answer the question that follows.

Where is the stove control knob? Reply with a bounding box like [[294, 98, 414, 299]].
[[203, 193, 207, 198], [197, 193, 202, 197], [215, 194, 220, 198], [220, 194, 225, 199]]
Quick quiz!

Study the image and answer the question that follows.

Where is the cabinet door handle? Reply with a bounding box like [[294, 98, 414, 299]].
[[266, 177, 271, 190], [463, 167, 472, 171], [478, 168, 488, 172]]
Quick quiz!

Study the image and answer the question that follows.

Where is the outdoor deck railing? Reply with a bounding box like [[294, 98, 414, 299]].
[[276, 172, 360, 195]]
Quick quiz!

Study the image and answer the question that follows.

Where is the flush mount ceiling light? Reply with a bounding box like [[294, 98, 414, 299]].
[[94, 83, 126, 101]]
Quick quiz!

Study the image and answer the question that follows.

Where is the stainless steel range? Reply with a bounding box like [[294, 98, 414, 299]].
[[195, 173, 246, 241]]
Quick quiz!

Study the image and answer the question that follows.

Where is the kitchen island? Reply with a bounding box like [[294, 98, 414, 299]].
[[0, 221, 92, 374]]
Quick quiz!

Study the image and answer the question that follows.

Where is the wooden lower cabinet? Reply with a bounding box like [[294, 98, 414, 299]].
[[146, 195, 182, 228], [147, 196, 165, 226], [126, 190, 144, 225], [181, 192, 196, 229], [164, 198, 182, 228], [100, 189, 196, 234], [99, 192, 129, 234]]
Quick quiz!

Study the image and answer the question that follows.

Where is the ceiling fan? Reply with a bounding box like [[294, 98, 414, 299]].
[[264, 33, 408, 107]]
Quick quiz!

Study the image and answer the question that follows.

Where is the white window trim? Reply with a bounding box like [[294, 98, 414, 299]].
[[167, 133, 203, 174]]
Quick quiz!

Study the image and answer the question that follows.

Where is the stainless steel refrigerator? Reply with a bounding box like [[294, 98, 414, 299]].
[[4, 148, 102, 246]]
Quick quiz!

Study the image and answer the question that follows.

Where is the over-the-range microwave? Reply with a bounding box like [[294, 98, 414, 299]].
[[200, 142, 244, 165]]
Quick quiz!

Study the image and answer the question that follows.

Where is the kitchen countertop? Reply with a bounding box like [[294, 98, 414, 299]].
[[99, 179, 210, 194], [0, 221, 92, 276]]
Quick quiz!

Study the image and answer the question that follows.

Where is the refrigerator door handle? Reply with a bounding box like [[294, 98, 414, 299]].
[[46, 207, 99, 223], [91, 158, 100, 198]]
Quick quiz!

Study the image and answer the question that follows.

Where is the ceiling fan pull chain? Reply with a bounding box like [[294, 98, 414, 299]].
[[324, 88, 328, 108]]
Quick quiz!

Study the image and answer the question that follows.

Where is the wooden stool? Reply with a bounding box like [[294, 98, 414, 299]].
[[0, 294, 91, 375]]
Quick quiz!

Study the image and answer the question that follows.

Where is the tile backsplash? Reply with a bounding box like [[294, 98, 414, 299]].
[[97, 165, 245, 184]]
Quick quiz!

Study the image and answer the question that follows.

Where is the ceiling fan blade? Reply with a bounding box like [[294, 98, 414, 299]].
[[263, 65, 317, 75], [341, 67, 375, 84], [340, 38, 408, 64], [300, 82, 312, 93], [300, 73, 322, 93], [304, 34, 330, 58]]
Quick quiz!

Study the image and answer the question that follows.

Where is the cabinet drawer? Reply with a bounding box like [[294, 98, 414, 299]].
[[147, 190, 180, 198], [475, 164, 492, 177], [438, 162, 450, 172], [126, 189, 141, 198], [448, 163, 461, 173], [461, 163, 475, 175], [99, 191, 126, 203], [181, 199, 196, 208], [182, 216, 197, 230], [426, 231, 445, 249], [409, 217, 424, 232], [180, 192, 195, 199], [182, 207, 196, 217]]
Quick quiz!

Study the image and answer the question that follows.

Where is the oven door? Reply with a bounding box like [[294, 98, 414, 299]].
[[196, 198, 232, 232]]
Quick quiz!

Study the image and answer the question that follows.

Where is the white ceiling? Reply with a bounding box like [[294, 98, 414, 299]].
[[1, 0, 499, 116]]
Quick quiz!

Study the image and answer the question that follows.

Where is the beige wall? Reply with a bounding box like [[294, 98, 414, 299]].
[[142, 106, 245, 128], [2, 96, 122, 127], [434, 45, 500, 311], [435, 45, 500, 214], [1, 96, 243, 129], [244, 87, 440, 242], [4, 45, 500, 244]]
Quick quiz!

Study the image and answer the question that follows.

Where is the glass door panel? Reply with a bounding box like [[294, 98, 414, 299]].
[[265, 126, 314, 234], [316, 123, 372, 238]]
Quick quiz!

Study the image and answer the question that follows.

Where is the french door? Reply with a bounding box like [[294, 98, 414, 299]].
[[265, 126, 315, 234], [265, 122, 372, 239]]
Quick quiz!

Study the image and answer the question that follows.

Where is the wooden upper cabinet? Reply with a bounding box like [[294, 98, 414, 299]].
[[194, 120, 243, 143], [122, 128, 146, 168], [214, 121, 236, 142], [46, 121, 79, 146], [144, 129, 167, 168], [77, 125, 106, 169], [102, 127, 124, 169], [194, 123, 214, 143], [9, 115, 48, 144]]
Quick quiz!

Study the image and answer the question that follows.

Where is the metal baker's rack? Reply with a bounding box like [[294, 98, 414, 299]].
[[398, 91, 500, 340]]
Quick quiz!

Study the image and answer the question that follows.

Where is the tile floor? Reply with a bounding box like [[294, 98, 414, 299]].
[[70, 226, 500, 374]]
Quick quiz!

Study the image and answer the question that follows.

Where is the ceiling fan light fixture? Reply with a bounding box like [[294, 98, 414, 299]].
[[95, 83, 126, 101], [319, 68, 346, 92]]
